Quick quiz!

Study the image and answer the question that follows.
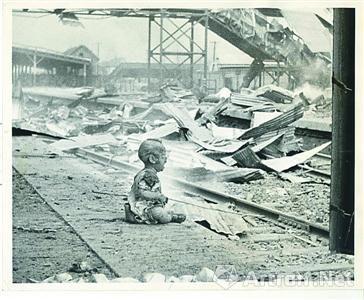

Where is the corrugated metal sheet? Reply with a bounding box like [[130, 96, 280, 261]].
[[232, 146, 262, 168], [251, 132, 284, 153], [50, 133, 117, 151], [210, 123, 245, 140], [238, 103, 304, 140], [190, 135, 250, 154], [252, 85, 294, 103], [137, 122, 179, 140], [230, 92, 272, 107], [251, 111, 283, 128], [261, 141, 331, 172], [216, 168, 264, 182], [170, 196, 248, 236], [161, 103, 213, 142]]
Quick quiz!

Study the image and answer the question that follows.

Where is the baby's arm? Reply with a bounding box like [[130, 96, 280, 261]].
[[136, 171, 167, 205], [139, 189, 167, 204]]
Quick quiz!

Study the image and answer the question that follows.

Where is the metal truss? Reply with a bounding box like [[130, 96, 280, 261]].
[[14, 9, 210, 91], [147, 9, 209, 91]]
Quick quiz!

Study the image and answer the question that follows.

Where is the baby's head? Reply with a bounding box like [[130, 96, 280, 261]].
[[138, 139, 167, 172]]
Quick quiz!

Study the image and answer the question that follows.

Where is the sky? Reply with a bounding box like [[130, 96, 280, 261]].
[[12, 11, 254, 65]]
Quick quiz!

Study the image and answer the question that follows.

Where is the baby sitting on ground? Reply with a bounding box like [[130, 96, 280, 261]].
[[125, 138, 186, 224]]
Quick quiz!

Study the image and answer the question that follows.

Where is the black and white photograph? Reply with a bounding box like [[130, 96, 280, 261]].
[[1, 1, 363, 295]]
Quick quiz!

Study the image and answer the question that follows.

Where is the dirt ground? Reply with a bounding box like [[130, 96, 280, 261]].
[[11, 135, 353, 283], [12, 169, 116, 283]]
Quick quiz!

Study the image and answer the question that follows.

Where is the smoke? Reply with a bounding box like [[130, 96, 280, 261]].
[[294, 82, 328, 100], [297, 57, 332, 89]]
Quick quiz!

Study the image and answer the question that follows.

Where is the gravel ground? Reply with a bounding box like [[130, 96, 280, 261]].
[[12, 136, 353, 284], [198, 172, 330, 228], [12, 169, 116, 283]]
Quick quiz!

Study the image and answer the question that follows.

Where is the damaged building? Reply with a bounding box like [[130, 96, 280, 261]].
[[9, 8, 356, 286]]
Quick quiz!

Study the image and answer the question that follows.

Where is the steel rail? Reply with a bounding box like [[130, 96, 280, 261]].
[[13, 168, 121, 278], [74, 148, 329, 238]]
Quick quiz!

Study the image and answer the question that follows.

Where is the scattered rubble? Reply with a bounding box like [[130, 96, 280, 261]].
[[91, 273, 109, 283], [195, 267, 218, 282], [68, 261, 94, 273], [111, 277, 140, 283], [222, 174, 331, 227], [13, 83, 332, 196], [14, 83, 333, 269], [37, 267, 219, 283], [142, 272, 166, 283]]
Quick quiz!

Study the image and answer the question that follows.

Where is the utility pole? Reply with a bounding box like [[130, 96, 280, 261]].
[[210, 41, 217, 71], [96, 42, 100, 75], [330, 8, 355, 255]]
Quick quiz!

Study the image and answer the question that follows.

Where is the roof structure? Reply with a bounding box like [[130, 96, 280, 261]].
[[13, 43, 91, 65], [64, 45, 99, 62], [218, 62, 288, 69]]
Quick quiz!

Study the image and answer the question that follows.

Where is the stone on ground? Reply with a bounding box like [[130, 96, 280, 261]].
[[111, 277, 140, 283], [91, 273, 109, 283], [142, 272, 166, 283], [195, 267, 217, 282]]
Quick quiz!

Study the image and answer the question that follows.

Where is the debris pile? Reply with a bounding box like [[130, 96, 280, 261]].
[[14, 84, 331, 186]]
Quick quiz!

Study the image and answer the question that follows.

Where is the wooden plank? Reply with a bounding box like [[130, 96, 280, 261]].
[[219, 133, 283, 167], [220, 156, 238, 167], [280, 246, 329, 256]]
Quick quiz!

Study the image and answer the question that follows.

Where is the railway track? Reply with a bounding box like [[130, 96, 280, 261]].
[[74, 147, 330, 239], [12, 135, 355, 283]]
